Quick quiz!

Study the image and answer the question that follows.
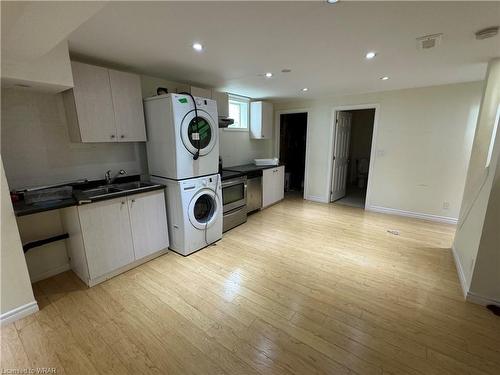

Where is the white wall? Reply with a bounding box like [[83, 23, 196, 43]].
[[1, 88, 148, 190], [140, 74, 190, 98], [274, 81, 482, 220], [453, 59, 500, 302], [219, 129, 273, 167], [469, 140, 500, 303], [1, 157, 38, 323], [1, 87, 148, 281], [1, 41, 74, 92]]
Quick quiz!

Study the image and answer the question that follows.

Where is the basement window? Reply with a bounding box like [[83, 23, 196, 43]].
[[227, 95, 249, 131]]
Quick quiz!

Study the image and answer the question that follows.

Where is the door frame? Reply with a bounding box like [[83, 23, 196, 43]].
[[328, 104, 380, 209], [274, 109, 311, 199]]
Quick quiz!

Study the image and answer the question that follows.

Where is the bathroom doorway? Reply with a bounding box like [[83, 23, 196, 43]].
[[330, 107, 376, 208]]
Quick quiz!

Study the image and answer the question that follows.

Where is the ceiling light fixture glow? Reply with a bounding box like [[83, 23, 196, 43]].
[[380, 76, 389, 81], [365, 51, 377, 59], [265, 72, 273, 78], [192, 43, 203, 51], [301, 88, 309, 92], [326, 0, 339, 3]]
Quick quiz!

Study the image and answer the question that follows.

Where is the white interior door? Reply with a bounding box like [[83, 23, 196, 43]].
[[330, 111, 352, 202]]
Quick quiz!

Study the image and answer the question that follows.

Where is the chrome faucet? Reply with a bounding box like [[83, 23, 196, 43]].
[[105, 169, 126, 185]]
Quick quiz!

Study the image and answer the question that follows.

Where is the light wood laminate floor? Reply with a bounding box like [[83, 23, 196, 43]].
[[2, 196, 500, 374]]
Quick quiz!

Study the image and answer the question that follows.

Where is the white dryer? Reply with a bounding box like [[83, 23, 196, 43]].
[[152, 174, 222, 256], [144, 93, 219, 180]]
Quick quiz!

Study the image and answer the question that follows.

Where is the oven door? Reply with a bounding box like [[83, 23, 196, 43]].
[[222, 177, 247, 213]]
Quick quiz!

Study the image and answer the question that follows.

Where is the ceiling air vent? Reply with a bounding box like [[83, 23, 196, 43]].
[[416, 33, 443, 50], [475, 26, 499, 40]]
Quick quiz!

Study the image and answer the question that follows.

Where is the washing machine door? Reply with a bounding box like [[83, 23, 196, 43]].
[[180, 109, 217, 157], [188, 189, 220, 230]]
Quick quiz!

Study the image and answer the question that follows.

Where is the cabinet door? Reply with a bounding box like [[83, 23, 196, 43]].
[[261, 102, 274, 139], [211, 90, 228, 118], [190, 86, 212, 99], [108, 69, 147, 142], [262, 167, 285, 208], [262, 168, 275, 208], [128, 190, 169, 260], [78, 197, 135, 279], [71, 61, 117, 142], [250, 101, 273, 139]]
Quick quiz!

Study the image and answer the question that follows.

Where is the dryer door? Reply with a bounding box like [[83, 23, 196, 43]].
[[180, 109, 217, 157], [188, 189, 220, 230]]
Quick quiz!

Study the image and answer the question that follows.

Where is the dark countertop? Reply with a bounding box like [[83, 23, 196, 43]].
[[13, 197, 78, 217], [223, 163, 283, 178], [13, 175, 165, 217], [220, 170, 245, 181]]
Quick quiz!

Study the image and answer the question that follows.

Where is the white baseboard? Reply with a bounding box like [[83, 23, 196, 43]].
[[29, 262, 70, 283], [1, 301, 39, 325], [366, 205, 458, 224], [305, 195, 329, 203], [466, 291, 500, 306], [451, 245, 469, 298]]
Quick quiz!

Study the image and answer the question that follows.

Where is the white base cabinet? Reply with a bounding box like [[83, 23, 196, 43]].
[[61, 190, 169, 286], [262, 166, 285, 208], [128, 192, 170, 260]]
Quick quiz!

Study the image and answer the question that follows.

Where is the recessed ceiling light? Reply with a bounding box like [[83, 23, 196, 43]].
[[265, 72, 273, 78], [326, 0, 339, 3], [365, 51, 377, 59], [192, 43, 203, 51], [301, 88, 309, 92], [380, 76, 389, 81]]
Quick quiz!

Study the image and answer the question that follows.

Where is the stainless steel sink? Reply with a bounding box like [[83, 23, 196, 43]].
[[82, 186, 122, 198], [115, 181, 156, 191], [80, 181, 159, 201]]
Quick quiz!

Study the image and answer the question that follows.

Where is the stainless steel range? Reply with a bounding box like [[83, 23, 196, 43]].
[[221, 172, 247, 232]]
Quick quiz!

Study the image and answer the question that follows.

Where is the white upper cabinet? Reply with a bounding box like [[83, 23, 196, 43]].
[[109, 69, 147, 142], [63, 61, 146, 143], [64, 62, 116, 142], [189, 86, 212, 99], [250, 101, 273, 139], [211, 90, 229, 118]]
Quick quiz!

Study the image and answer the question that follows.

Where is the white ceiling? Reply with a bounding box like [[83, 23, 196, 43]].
[[68, 1, 500, 100]]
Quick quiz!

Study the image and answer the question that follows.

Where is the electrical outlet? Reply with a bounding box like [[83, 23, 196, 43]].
[[442, 201, 450, 210]]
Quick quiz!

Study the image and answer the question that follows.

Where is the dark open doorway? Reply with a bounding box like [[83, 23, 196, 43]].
[[332, 108, 375, 208], [279, 113, 307, 194]]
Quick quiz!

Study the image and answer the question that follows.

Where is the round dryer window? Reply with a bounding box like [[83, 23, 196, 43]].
[[188, 190, 219, 229], [188, 117, 212, 150], [181, 110, 217, 157]]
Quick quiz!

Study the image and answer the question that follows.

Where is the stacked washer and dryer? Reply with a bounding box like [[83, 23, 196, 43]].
[[144, 94, 222, 256]]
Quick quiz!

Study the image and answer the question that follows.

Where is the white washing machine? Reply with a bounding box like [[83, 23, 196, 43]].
[[152, 174, 222, 256], [144, 93, 219, 180]]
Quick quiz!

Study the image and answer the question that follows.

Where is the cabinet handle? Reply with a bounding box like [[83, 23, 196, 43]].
[[120, 135, 125, 139], [110, 134, 116, 139], [121, 201, 125, 206], [131, 199, 136, 203]]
